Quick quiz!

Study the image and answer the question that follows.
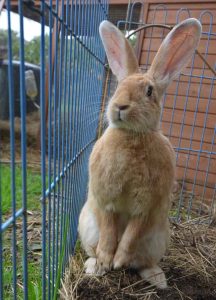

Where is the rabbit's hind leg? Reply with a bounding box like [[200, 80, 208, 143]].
[[78, 201, 117, 276], [139, 265, 167, 289], [132, 225, 169, 289], [78, 201, 101, 275], [78, 201, 99, 259]]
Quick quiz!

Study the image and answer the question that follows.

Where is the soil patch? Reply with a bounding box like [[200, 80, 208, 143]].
[[60, 220, 216, 300]]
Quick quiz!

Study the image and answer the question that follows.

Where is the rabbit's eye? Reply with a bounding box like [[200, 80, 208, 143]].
[[146, 85, 153, 97]]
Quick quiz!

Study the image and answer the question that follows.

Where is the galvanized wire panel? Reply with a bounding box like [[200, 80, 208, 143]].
[[41, 2, 109, 299], [0, 0, 108, 299]]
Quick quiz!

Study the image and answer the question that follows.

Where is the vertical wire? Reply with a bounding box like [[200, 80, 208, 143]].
[[72, 0, 81, 243], [61, 0, 70, 271], [79, 0, 90, 222], [82, 0, 91, 157], [80, 4, 89, 200], [40, 1, 47, 299], [52, 0, 59, 293], [47, 0, 53, 297], [95, 0, 104, 135], [0, 145, 3, 300], [198, 126, 216, 218], [67, 0, 76, 256], [79, 0, 88, 221], [18, 1, 28, 298], [58, 0, 65, 265], [6, 1, 17, 298], [65, 0, 73, 260], [80, 0, 90, 219], [75, 0, 85, 226], [69, 0, 79, 246], [94, 0, 104, 137], [62, 0, 71, 268], [81, 1, 91, 183], [209, 173, 216, 224], [68, 0, 78, 254], [89, 0, 97, 139], [71, 0, 85, 254], [55, 23, 62, 275]]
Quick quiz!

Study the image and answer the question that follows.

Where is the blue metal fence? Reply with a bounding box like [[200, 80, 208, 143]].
[[0, 0, 108, 299]]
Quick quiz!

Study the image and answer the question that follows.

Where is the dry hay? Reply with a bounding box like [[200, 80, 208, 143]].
[[171, 181, 216, 222], [60, 219, 216, 300]]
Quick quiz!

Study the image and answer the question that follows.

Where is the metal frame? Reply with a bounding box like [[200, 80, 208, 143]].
[[0, 1, 108, 299]]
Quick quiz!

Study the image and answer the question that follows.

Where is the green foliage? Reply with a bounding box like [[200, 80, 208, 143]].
[[128, 33, 137, 48], [1, 165, 43, 299], [3, 243, 42, 300], [1, 165, 42, 218], [0, 29, 49, 65], [25, 35, 49, 65], [121, 30, 137, 48], [0, 29, 20, 60]]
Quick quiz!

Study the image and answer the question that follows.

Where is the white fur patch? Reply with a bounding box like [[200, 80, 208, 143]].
[[85, 258, 97, 275], [104, 202, 116, 212], [84, 258, 106, 276], [78, 203, 99, 257], [139, 265, 167, 289]]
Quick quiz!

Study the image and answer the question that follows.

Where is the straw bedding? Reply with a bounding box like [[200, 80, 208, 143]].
[[60, 218, 216, 300]]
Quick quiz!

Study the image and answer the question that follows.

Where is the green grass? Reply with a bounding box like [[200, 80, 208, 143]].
[[3, 251, 42, 300], [1, 164, 43, 300], [1, 165, 42, 216]]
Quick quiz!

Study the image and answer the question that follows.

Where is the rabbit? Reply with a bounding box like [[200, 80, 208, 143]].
[[78, 18, 201, 289]]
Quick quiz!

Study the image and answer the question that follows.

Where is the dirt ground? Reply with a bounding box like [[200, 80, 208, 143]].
[[60, 220, 216, 300], [71, 268, 216, 300], [0, 112, 43, 171]]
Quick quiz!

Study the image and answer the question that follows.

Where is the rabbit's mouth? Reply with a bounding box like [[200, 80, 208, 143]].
[[112, 110, 127, 124], [118, 110, 126, 122], [111, 106, 129, 122], [118, 110, 122, 121]]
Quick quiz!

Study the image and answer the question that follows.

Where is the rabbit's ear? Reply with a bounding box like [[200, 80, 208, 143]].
[[148, 18, 202, 87], [99, 20, 139, 82]]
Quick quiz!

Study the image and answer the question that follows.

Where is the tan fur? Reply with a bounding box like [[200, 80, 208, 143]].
[[78, 19, 201, 288]]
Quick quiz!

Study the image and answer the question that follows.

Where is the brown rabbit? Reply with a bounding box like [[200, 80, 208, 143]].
[[78, 18, 201, 289]]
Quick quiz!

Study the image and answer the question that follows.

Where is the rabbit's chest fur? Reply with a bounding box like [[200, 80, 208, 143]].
[[89, 128, 175, 216]]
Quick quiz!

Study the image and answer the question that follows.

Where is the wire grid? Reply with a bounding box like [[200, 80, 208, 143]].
[[116, 1, 216, 222], [0, 0, 108, 299]]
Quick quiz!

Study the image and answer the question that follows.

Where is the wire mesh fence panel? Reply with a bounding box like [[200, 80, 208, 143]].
[[0, 0, 108, 299]]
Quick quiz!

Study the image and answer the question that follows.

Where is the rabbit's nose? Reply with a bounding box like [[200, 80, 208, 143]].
[[118, 105, 129, 111]]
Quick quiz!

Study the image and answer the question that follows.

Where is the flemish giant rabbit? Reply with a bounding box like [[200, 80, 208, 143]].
[[78, 18, 201, 289]]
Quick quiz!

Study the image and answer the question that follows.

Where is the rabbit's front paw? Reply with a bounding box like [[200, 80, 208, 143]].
[[85, 257, 98, 275], [96, 247, 113, 274], [113, 247, 133, 270]]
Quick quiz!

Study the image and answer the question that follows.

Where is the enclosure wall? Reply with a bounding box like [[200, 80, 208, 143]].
[[0, 1, 108, 299]]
